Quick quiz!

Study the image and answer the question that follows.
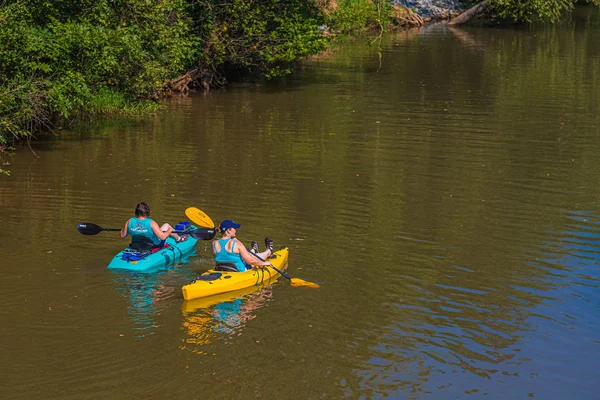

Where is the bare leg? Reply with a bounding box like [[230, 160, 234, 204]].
[[255, 250, 271, 260], [161, 223, 181, 241]]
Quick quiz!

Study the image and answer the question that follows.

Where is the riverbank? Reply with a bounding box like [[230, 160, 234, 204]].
[[2, 0, 598, 171], [1, 0, 461, 167]]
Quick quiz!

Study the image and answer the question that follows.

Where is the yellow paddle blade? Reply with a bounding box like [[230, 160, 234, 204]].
[[185, 207, 215, 228], [290, 278, 320, 288]]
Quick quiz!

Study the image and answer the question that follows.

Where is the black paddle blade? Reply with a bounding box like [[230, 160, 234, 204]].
[[188, 228, 216, 240], [76, 222, 104, 235]]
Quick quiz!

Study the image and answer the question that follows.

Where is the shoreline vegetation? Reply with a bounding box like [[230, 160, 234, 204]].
[[1, 0, 599, 174]]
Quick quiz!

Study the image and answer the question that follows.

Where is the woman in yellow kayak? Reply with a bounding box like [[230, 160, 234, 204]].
[[120, 202, 186, 249], [212, 219, 273, 272]]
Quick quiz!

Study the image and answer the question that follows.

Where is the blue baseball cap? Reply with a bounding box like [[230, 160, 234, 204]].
[[219, 219, 241, 231]]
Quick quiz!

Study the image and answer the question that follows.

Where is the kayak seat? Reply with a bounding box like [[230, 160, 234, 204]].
[[130, 235, 155, 252], [215, 262, 239, 272]]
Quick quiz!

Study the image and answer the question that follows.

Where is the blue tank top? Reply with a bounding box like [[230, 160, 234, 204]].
[[127, 217, 161, 245], [214, 238, 247, 272]]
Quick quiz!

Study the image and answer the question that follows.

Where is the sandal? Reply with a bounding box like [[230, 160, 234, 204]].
[[177, 234, 188, 242], [264, 237, 274, 257]]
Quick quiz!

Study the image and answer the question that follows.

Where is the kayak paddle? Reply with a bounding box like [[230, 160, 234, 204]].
[[76, 222, 216, 240], [185, 207, 320, 289], [76, 223, 120, 235], [250, 251, 320, 288], [185, 207, 215, 228]]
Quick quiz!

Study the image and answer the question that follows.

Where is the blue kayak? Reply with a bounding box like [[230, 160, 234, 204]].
[[107, 229, 199, 272]]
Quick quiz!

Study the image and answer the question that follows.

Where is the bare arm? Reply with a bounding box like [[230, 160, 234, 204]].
[[120, 220, 129, 238], [151, 220, 172, 240], [237, 243, 270, 266]]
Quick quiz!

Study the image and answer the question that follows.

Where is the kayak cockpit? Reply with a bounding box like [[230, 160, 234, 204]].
[[215, 262, 241, 272]]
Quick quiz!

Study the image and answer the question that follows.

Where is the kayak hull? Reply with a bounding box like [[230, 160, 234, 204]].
[[182, 247, 289, 300], [107, 229, 199, 272], [181, 277, 278, 312]]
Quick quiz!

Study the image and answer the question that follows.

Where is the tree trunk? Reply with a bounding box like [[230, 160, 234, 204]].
[[447, 1, 487, 26]]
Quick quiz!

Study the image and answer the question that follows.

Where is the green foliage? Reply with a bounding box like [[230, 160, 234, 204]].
[[0, 0, 399, 149], [86, 88, 159, 115], [322, 0, 393, 74], [486, 0, 600, 23], [188, 0, 329, 79], [0, 0, 196, 145], [326, 0, 391, 36]]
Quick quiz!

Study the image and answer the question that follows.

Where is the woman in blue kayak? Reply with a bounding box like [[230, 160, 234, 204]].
[[212, 219, 273, 272], [120, 202, 186, 249]]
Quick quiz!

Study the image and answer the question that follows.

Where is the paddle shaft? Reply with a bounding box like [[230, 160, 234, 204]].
[[76, 222, 214, 239], [89, 227, 192, 234], [249, 251, 292, 281]]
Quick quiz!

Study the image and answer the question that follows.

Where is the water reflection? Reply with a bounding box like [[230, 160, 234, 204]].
[[180, 281, 276, 354], [111, 251, 197, 338]]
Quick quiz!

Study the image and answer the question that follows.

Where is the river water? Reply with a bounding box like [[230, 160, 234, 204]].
[[1, 7, 599, 400]]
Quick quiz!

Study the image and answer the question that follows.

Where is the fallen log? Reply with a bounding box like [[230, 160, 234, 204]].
[[447, 1, 487, 26]]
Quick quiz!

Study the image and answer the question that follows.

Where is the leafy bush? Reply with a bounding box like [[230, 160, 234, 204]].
[[485, 0, 600, 23], [188, 0, 329, 79], [0, 0, 196, 145], [326, 0, 389, 35]]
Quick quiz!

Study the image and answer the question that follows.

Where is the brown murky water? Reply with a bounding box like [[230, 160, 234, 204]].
[[1, 6, 599, 399]]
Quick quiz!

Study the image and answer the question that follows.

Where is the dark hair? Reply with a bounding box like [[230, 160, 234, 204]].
[[135, 202, 150, 217]]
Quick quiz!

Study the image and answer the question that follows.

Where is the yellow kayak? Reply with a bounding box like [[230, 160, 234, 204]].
[[182, 247, 289, 300]]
